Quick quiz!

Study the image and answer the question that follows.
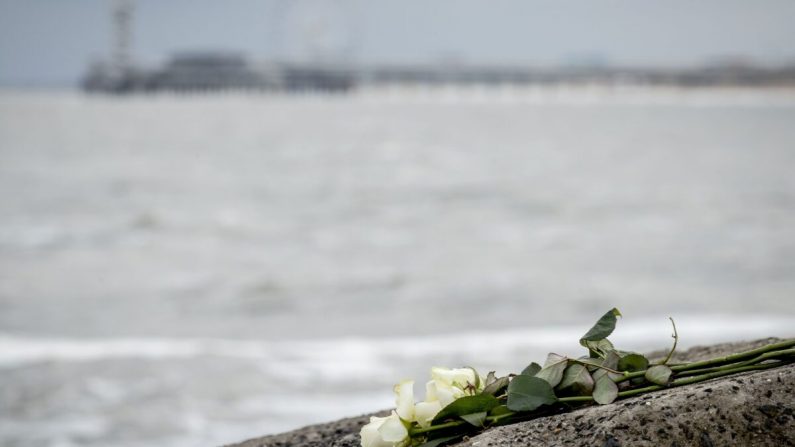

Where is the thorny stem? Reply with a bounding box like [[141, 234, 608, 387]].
[[409, 410, 533, 436], [674, 348, 795, 377], [659, 317, 678, 366], [409, 420, 463, 436], [548, 360, 792, 403], [615, 360, 788, 398], [616, 339, 795, 383], [669, 339, 795, 372]]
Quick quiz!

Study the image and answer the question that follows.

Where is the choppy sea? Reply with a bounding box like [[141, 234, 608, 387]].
[[1, 86, 794, 446]]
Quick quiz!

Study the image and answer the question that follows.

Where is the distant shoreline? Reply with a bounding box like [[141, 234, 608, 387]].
[[5, 83, 795, 97]]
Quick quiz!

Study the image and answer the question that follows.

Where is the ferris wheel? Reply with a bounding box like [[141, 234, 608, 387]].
[[277, 0, 357, 64]]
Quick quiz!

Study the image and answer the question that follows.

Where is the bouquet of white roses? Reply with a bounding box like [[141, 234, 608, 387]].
[[360, 309, 795, 447]]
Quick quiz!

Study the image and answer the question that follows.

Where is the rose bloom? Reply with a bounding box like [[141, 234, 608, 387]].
[[360, 367, 482, 446]]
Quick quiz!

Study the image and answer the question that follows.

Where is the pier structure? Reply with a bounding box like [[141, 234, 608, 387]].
[[81, 1, 795, 93]]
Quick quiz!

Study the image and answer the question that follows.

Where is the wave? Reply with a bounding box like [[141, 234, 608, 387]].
[[1, 314, 792, 372]]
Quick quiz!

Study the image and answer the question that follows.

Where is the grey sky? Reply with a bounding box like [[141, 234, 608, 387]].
[[1, 0, 795, 86]]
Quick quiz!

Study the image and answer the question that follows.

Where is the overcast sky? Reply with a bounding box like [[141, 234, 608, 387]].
[[2, 0, 795, 86]]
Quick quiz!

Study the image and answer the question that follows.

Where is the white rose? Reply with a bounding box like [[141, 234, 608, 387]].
[[411, 367, 482, 428], [359, 411, 409, 447], [430, 367, 481, 391], [424, 378, 464, 408], [364, 366, 484, 443]]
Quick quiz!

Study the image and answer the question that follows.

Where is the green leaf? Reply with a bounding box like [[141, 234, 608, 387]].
[[645, 365, 673, 385], [481, 376, 510, 396], [535, 354, 568, 387], [489, 405, 512, 417], [416, 434, 463, 447], [583, 338, 615, 358], [521, 362, 542, 376], [484, 371, 497, 387], [578, 357, 602, 371], [591, 350, 623, 382], [593, 374, 618, 405], [603, 350, 620, 370], [488, 405, 515, 427], [432, 394, 500, 424], [506, 375, 558, 412], [580, 308, 622, 343], [557, 363, 594, 395], [617, 353, 649, 372], [460, 411, 488, 427]]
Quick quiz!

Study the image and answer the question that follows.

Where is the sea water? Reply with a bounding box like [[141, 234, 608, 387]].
[[1, 87, 794, 446]]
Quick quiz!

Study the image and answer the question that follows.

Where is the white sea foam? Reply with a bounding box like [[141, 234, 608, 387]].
[[1, 314, 792, 371]]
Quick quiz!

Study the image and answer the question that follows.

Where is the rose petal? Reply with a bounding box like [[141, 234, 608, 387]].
[[414, 400, 443, 428], [378, 412, 409, 443], [427, 380, 457, 407], [393, 380, 415, 421], [360, 416, 391, 447]]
